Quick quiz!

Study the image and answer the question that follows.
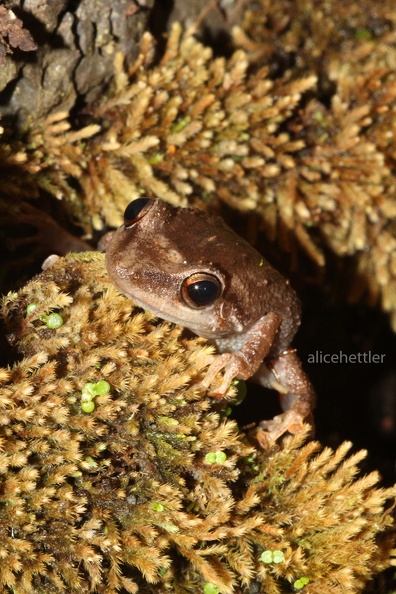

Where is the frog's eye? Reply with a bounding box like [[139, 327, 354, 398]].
[[124, 198, 153, 228], [181, 273, 222, 308]]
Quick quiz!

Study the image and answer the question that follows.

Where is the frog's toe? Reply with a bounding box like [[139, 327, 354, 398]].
[[200, 362, 235, 398], [259, 410, 306, 443], [200, 352, 248, 397]]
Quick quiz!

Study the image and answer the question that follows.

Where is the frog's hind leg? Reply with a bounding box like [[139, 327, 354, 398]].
[[254, 349, 316, 443]]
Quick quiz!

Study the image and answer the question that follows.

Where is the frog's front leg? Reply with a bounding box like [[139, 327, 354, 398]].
[[201, 312, 282, 397], [255, 349, 316, 444]]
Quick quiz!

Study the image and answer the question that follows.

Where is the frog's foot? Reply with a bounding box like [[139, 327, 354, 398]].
[[258, 410, 305, 444], [200, 353, 251, 398], [253, 349, 316, 444]]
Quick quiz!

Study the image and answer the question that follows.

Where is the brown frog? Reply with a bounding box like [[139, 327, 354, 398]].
[[105, 197, 315, 442]]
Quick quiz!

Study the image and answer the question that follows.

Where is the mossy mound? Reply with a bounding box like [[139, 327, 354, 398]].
[[0, 252, 395, 593]]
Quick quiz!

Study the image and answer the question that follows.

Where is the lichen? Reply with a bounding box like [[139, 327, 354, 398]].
[[0, 252, 394, 593]]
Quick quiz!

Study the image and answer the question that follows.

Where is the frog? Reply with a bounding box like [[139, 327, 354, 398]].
[[105, 197, 315, 443]]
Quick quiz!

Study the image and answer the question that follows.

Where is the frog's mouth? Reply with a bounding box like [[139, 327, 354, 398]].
[[110, 265, 235, 339]]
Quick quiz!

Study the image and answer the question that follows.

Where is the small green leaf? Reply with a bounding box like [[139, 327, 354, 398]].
[[45, 313, 63, 328], [94, 380, 110, 395], [148, 153, 164, 164], [203, 584, 220, 594], [82, 383, 96, 399], [171, 116, 190, 133], [273, 550, 285, 563], [260, 549, 284, 564], [294, 577, 310, 590], [215, 451, 227, 463], [26, 303, 38, 314], [205, 451, 227, 464], [260, 550, 274, 563], [151, 502, 165, 512], [81, 401, 95, 413], [355, 28, 372, 40]]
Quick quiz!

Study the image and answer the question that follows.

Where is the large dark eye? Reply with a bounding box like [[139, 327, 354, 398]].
[[124, 198, 153, 228], [181, 273, 222, 308]]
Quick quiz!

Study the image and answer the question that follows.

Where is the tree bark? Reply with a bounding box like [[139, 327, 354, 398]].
[[0, 0, 226, 125]]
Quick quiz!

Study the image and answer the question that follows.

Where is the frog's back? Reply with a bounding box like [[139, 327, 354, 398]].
[[167, 206, 302, 354]]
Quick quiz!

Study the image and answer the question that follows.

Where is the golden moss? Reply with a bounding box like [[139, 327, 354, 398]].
[[1, 7, 396, 328], [234, 0, 396, 324], [9, 24, 314, 233], [0, 253, 395, 593], [236, 0, 396, 73]]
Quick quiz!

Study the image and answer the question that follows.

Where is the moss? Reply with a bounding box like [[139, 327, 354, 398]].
[[0, 253, 394, 593], [2, 4, 396, 328], [234, 0, 396, 326], [2, 24, 314, 234]]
